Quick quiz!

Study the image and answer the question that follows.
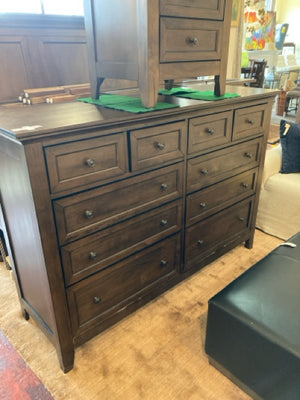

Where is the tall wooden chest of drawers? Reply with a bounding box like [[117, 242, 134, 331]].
[[0, 86, 276, 371], [83, 0, 233, 107]]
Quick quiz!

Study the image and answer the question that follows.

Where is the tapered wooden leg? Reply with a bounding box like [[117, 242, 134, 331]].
[[164, 79, 174, 90]]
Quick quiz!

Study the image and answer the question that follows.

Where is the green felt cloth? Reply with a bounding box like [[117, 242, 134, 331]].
[[159, 87, 198, 95], [159, 88, 240, 101], [78, 95, 179, 113]]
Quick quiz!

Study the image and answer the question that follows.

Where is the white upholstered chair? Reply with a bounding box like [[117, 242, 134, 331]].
[[256, 108, 300, 240]]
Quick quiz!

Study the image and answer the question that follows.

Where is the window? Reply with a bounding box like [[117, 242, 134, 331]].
[[0, 0, 84, 16]]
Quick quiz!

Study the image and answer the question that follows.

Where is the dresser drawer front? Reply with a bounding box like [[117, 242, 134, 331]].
[[67, 234, 180, 337], [233, 104, 270, 140], [186, 169, 258, 225], [54, 163, 184, 244], [185, 198, 253, 268], [45, 132, 129, 193], [160, 0, 225, 20], [188, 111, 232, 154], [160, 18, 222, 62], [61, 200, 183, 285], [187, 138, 262, 193], [129, 120, 186, 171]]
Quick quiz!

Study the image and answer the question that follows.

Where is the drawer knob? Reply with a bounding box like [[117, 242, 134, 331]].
[[245, 152, 252, 158], [93, 296, 102, 304], [201, 169, 208, 175], [85, 158, 96, 168], [160, 260, 168, 267], [239, 217, 245, 222], [247, 119, 254, 125], [89, 251, 98, 260], [197, 240, 204, 246], [188, 37, 199, 45], [156, 142, 165, 150], [161, 183, 168, 191], [160, 219, 168, 226], [84, 210, 95, 219], [242, 183, 249, 188], [206, 128, 215, 135], [200, 202, 206, 208]]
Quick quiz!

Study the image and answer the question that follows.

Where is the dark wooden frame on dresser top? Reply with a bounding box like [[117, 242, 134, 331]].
[[0, 86, 277, 372]]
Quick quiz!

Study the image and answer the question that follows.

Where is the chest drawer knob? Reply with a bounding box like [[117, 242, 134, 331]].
[[242, 183, 249, 189], [245, 152, 253, 159], [201, 169, 208, 175], [85, 158, 96, 168], [160, 260, 168, 267], [156, 142, 166, 150], [161, 183, 168, 191], [188, 37, 199, 45], [239, 217, 245, 222], [160, 219, 168, 226], [93, 296, 102, 304], [89, 251, 98, 260], [200, 202, 206, 208], [206, 128, 215, 135], [84, 210, 95, 219], [197, 240, 204, 246], [247, 119, 254, 125]]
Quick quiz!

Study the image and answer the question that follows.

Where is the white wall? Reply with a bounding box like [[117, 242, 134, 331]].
[[276, 0, 300, 63]]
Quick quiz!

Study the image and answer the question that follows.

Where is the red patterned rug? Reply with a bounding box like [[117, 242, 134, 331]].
[[0, 328, 54, 400]]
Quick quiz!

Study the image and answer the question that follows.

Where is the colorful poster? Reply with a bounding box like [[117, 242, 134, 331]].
[[244, 3, 276, 50]]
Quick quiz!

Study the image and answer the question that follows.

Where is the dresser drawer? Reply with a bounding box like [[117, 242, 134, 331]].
[[129, 120, 186, 171], [54, 163, 184, 244], [185, 198, 253, 270], [187, 138, 262, 193], [160, 17, 222, 62], [233, 104, 270, 140], [67, 234, 181, 338], [188, 111, 232, 154], [61, 200, 183, 285], [160, 0, 225, 20], [186, 169, 258, 226], [45, 132, 129, 193]]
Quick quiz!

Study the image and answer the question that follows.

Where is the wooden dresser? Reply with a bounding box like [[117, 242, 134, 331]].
[[84, 0, 233, 107], [0, 86, 276, 371]]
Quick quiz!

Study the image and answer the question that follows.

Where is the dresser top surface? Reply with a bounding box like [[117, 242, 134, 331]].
[[0, 85, 278, 142]]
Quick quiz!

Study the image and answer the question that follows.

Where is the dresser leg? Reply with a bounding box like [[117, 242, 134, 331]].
[[245, 236, 254, 249], [57, 347, 75, 373], [22, 309, 30, 320]]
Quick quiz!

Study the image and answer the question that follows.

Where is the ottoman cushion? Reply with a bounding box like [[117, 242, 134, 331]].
[[205, 232, 300, 400]]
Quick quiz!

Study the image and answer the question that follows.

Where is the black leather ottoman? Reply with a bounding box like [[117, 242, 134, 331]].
[[205, 232, 300, 400]]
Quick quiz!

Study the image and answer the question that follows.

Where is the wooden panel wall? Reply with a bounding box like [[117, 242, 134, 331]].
[[0, 15, 89, 103]]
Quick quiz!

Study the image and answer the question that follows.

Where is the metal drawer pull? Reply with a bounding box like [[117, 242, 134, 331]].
[[160, 260, 168, 267], [188, 37, 199, 45], [247, 119, 254, 125], [242, 183, 249, 188], [85, 158, 96, 168], [84, 210, 95, 219], [197, 240, 204, 246], [160, 219, 168, 226], [93, 296, 102, 304], [89, 251, 98, 260], [245, 152, 252, 158], [239, 217, 245, 222], [200, 202, 206, 208], [206, 128, 215, 135], [156, 142, 165, 150], [201, 169, 208, 175], [161, 183, 168, 191]]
